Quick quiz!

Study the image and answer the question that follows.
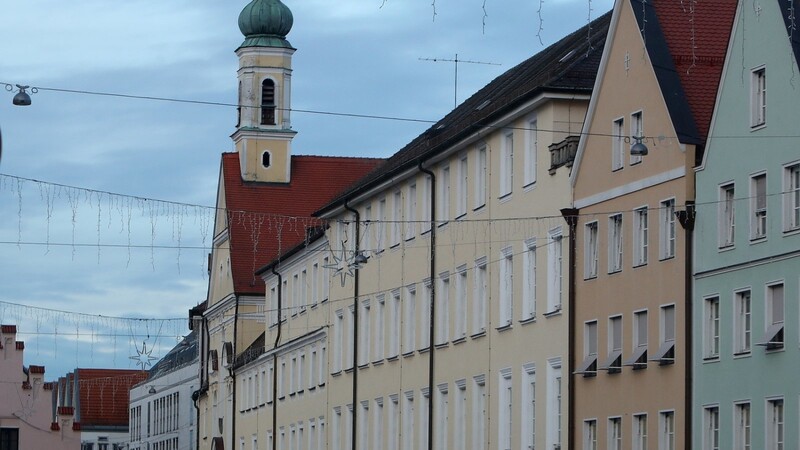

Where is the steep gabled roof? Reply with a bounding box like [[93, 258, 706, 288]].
[[632, 0, 737, 144], [75, 368, 147, 428], [315, 11, 612, 216], [222, 154, 384, 295]]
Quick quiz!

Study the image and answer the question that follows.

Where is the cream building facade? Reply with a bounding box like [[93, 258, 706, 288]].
[[232, 9, 612, 450]]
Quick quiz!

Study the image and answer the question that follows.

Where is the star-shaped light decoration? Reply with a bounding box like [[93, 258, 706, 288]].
[[129, 340, 159, 370], [323, 239, 355, 287]]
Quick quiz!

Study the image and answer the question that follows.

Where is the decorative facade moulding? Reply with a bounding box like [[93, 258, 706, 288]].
[[549, 135, 580, 174]]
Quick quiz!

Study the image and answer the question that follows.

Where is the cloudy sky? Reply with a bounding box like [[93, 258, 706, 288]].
[[0, 0, 612, 378]]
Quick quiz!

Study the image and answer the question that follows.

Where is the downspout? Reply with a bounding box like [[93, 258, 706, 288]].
[[343, 199, 361, 450], [271, 266, 283, 450], [418, 160, 436, 450], [560, 208, 578, 450], [231, 298, 239, 448], [678, 201, 695, 450]]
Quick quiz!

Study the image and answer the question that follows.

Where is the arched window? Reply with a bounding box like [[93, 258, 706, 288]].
[[262, 151, 271, 168], [261, 79, 276, 125]]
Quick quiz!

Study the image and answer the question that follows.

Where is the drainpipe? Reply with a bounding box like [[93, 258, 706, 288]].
[[231, 298, 239, 449], [560, 208, 578, 450], [271, 266, 283, 450], [677, 201, 695, 450], [418, 160, 436, 450], [343, 199, 361, 450]]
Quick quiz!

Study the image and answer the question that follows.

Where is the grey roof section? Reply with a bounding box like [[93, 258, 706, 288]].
[[148, 330, 198, 380], [315, 10, 612, 217]]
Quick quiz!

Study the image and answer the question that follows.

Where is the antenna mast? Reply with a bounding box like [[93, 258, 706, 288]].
[[419, 54, 501, 108]]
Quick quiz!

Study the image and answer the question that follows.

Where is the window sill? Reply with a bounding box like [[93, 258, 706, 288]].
[[608, 268, 622, 275], [289, 393, 296, 398], [583, 274, 597, 281], [702, 356, 719, 363], [471, 330, 486, 339], [750, 122, 766, 132], [434, 342, 449, 349], [543, 309, 562, 318], [372, 359, 384, 366], [297, 389, 304, 395], [732, 351, 751, 359], [390, 243, 400, 250], [308, 386, 316, 392], [344, 367, 354, 374], [452, 336, 467, 345], [357, 363, 370, 369], [331, 370, 342, 377], [523, 181, 537, 192], [495, 323, 513, 332], [402, 351, 415, 358], [633, 262, 648, 268], [749, 236, 767, 244], [386, 354, 400, 361], [473, 204, 486, 213], [421, 229, 432, 236], [319, 382, 325, 388], [782, 227, 800, 237], [405, 236, 415, 242], [519, 316, 536, 325], [630, 160, 643, 166], [717, 244, 735, 252], [658, 255, 675, 262], [455, 213, 467, 221], [419, 346, 431, 354], [498, 193, 513, 204], [612, 166, 624, 173], [437, 221, 449, 229]]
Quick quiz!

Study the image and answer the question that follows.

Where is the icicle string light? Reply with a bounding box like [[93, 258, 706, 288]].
[[537, 0, 545, 45]]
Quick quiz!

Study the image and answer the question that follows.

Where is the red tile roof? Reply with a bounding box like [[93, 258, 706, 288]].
[[75, 369, 147, 427], [222, 153, 384, 294], [652, 0, 737, 141]]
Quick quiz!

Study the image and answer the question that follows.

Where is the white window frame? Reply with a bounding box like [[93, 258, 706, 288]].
[[436, 384, 449, 450], [500, 129, 514, 197], [359, 299, 371, 366], [374, 295, 385, 363], [658, 410, 675, 450], [406, 184, 417, 241], [388, 395, 399, 450], [547, 227, 563, 312], [523, 238, 537, 321], [765, 397, 784, 450], [718, 183, 736, 248], [633, 413, 647, 450], [704, 296, 720, 359], [751, 66, 766, 128], [630, 111, 643, 165], [346, 306, 355, 369], [633, 206, 649, 267], [454, 380, 467, 450], [473, 257, 488, 334], [608, 416, 622, 450], [388, 290, 401, 358], [403, 285, 416, 355], [524, 116, 538, 187], [660, 198, 676, 260], [656, 303, 676, 363], [783, 162, 800, 232], [455, 265, 468, 340], [421, 279, 432, 349], [392, 190, 402, 247], [498, 368, 513, 450], [522, 364, 536, 450], [612, 117, 625, 171], [761, 282, 785, 350], [608, 214, 623, 273], [475, 144, 487, 210], [605, 315, 623, 373], [419, 389, 429, 450], [377, 197, 387, 253], [439, 164, 451, 225], [704, 405, 720, 450], [436, 272, 450, 345], [333, 310, 344, 373], [457, 154, 468, 218], [733, 401, 751, 450], [499, 247, 514, 327], [472, 375, 486, 450], [546, 358, 562, 450], [584, 222, 599, 279], [734, 289, 752, 355], [422, 175, 432, 233], [750, 172, 768, 240]]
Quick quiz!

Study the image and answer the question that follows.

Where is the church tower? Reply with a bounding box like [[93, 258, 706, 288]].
[[232, 0, 296, 183]]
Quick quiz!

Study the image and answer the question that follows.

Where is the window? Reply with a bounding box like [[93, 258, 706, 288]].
[[472, 376, 486, 450], [626, 310, 648, 368], [454, 380, 467, 450], [455, 266, 467, 339], [751, 173, 767, 239], [759, 283, 784, 350], [612, 117, 625, 171], [333, 310, 343, 372], [457, 154, 468, 218], [653, 304, 675, 365], [498, 369, 513, 450], [577, 321, 598, 377], [440, 165, 451, 224], [522, 364, 536, 450], [419, 390, 429, 450], [422, 175, 432, 233], [377, 197, 387, 253], [547, 228, 563, 312], [659, 411, 675, 450], [523, 239, 537, 320], [475, 145, 487, 209], [704, 296, 720, 359], [546, 359, 562, 450], [389, 290, 401, 357], [262, 151, 272, 168], [347, 306, 355, 369], [660, 199, 676, 259], [766, 398, 783, 450], [751, 67, 766, 127], [499, 247, 514, 327], [734, 290, 751, 354], [719, 184, 736, 247], [704, 406, 720, 450], [734, 402, 751, 450], [261, 79, 276, 125], [609, 214, 623, 273], [524, 118, 538, 186], [584, 420, 597, 450], [388, 395, 399, 450], [603, 315, 623, 373], [634, 207, 649, 266], [359, 401, 368, 450], [436, 273, 450, 344], [500, 130, 514, 197], [392, 191, 402, 247], [436, 385, 449, 450], [421, 279, 432, 349], [474, 258, 488, 334], [407, 184, 417, 240], [783, 163, 800, 231], [1, 428, 19, 450], [630, 111, 643, 164], [374, 296, 385, 362], [584, 222, 599, 279], [633, 414, 647, 450], [403, 285, 416, 354], [373, 399, 383, 450], [608, 417, 622, 450]]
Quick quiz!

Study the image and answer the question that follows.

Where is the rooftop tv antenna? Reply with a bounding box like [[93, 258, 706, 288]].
[[419, 54, 501, 108]]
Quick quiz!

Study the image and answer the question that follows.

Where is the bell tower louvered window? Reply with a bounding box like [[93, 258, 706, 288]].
[[261, 79, 276, 125]]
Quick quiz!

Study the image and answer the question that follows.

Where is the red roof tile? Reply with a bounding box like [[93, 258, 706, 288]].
[[222, 154, 384, 294], [651, 0, 737, 141], [76, 369, 147, 427]]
